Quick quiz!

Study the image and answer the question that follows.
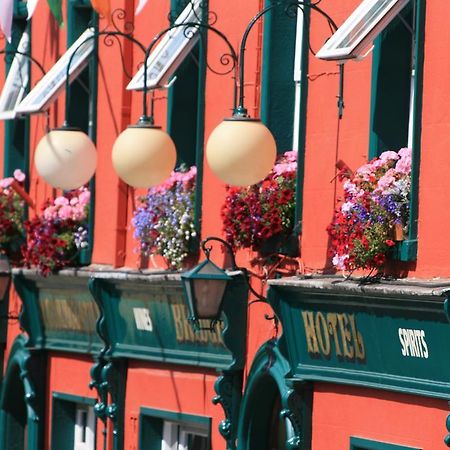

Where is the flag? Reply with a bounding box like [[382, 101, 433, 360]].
[[0, 0, 14, 42], [135, 0, 148, 16], [47, 0, 63, 25], [27, 0, 40, 19], [90, 0, 110, 20]]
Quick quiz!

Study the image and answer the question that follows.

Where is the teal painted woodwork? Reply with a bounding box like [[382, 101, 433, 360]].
[[4, 5, 29, 180], [269, 280, 450, 399], [89, 273, 248, 369], [350, 437, 420, 450], [369, 5, 413, 156], [261, 0, 296, 153], [237, 339, 312, 450], [51, 392, 97, 450], [0, 335, 46, 450], [13, 273, 102, 353]]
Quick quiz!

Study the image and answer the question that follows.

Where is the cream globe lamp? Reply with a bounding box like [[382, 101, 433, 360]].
[[34, 125, 97, 190], [112, 116, 177, 188], [206, 113, 276, 187]]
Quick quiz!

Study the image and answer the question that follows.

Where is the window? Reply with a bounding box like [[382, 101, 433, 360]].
[[126, 0, 202, 91], [368, 0, 424, 261], [316, 0, 410, 61], [51, 393, 96, 450], [15, 27, 95, 115], [162, 421, 208, 450], [74, 407, 95, 450], [139, 408, 211, 450], [350, 436, 420, 450], [0, 30, 30, 120]]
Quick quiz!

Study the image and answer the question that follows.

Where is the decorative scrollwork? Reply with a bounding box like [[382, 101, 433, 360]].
[[212, 370, 242, 449], [280, 389, 304, 450], [110, 8, 135, 35]]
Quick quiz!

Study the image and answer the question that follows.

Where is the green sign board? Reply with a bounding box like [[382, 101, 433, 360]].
[[13, 274, 102, 353], [95, 277, 239, 369], [269, 278, 450, 399]]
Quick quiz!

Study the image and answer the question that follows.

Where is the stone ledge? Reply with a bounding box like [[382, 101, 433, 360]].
[[268, 275, 450, 299]]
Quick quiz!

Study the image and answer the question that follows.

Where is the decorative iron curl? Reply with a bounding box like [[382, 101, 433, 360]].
[[110, 8, 135, 35], [64, 28, 146, 126], [142, 22, 238, 118], [102, 34, 136, 79]]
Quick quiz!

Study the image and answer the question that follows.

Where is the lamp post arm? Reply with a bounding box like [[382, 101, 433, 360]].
[[142, 22, 238, 119], [64, 30, 146, 127], [236, 0, 339, 115], [200, 236, 267, 303], [0, 50, 46, 76]]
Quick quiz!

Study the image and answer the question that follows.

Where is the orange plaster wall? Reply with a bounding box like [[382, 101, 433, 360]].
[[411, 1, 450, 277], [312, 383, 449, 450], [124, 362, 223, 449]]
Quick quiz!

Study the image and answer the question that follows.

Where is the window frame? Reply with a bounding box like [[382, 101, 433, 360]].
[[126, 0, 202, 91], [139, 407, 211, 450], [316, 0, 410, 61], [51, 392, 97, 450], [350, 436, 421, 450], [15, 27, 95, 115], [0, 30, 30, 120]]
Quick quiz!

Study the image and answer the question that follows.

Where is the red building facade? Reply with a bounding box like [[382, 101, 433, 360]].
[[0, 0, 449, 450]]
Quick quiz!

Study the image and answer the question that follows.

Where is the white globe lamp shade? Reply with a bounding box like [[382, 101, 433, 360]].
[[112, 122, 177, 188], [206, 117, 277, 186], [34, 128, 97, 190]]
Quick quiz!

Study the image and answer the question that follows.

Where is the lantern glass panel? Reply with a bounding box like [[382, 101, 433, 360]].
[[193, 278, 228, 319]]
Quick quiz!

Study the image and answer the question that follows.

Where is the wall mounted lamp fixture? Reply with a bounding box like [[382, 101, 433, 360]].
[[181, 236, 269, 332]]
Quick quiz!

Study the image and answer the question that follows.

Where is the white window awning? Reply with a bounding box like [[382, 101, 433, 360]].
[[0, 31, 30, 120], [127, 0, 202, 91], [316, 0, 410, 61], [15, 27, 95, 115]]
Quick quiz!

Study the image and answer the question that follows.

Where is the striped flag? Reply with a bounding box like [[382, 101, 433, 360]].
[[90, 0, 110, 20], [27, 0, 40, 19], [0, 0, 14, 42], [135, 0, 148, 16], [47, 0, 63, 25]]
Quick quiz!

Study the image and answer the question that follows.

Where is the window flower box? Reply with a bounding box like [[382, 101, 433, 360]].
[[132, 166, 198, 270], [221, 151, 298, 258], [328, 148, 412, 273]]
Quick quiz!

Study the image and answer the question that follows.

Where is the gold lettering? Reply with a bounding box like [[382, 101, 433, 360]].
[[171, 305, 185, 342], [327, 313, 342, 357], [315, 312, 331, 356], [301, 311, 319, 354], [337, 314, 354, 359], [348, 314, 365, 361]]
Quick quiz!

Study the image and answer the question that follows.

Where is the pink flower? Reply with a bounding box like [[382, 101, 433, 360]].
[[284, 151, 297, 162], [70, 197, 79, 206], [0, 177, 14, 188], [377, 168, 396, 191], [395, 148, 412, 174], [43, 206, 58, 220], [58, 205, 73, 220], [72, 205, 87, 221], [78, 191, 91, 206], [379, 150, 399, 163], [54, 196, 69, 206], [13, 169, 25, 182], [332, 253, 349, 270]]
